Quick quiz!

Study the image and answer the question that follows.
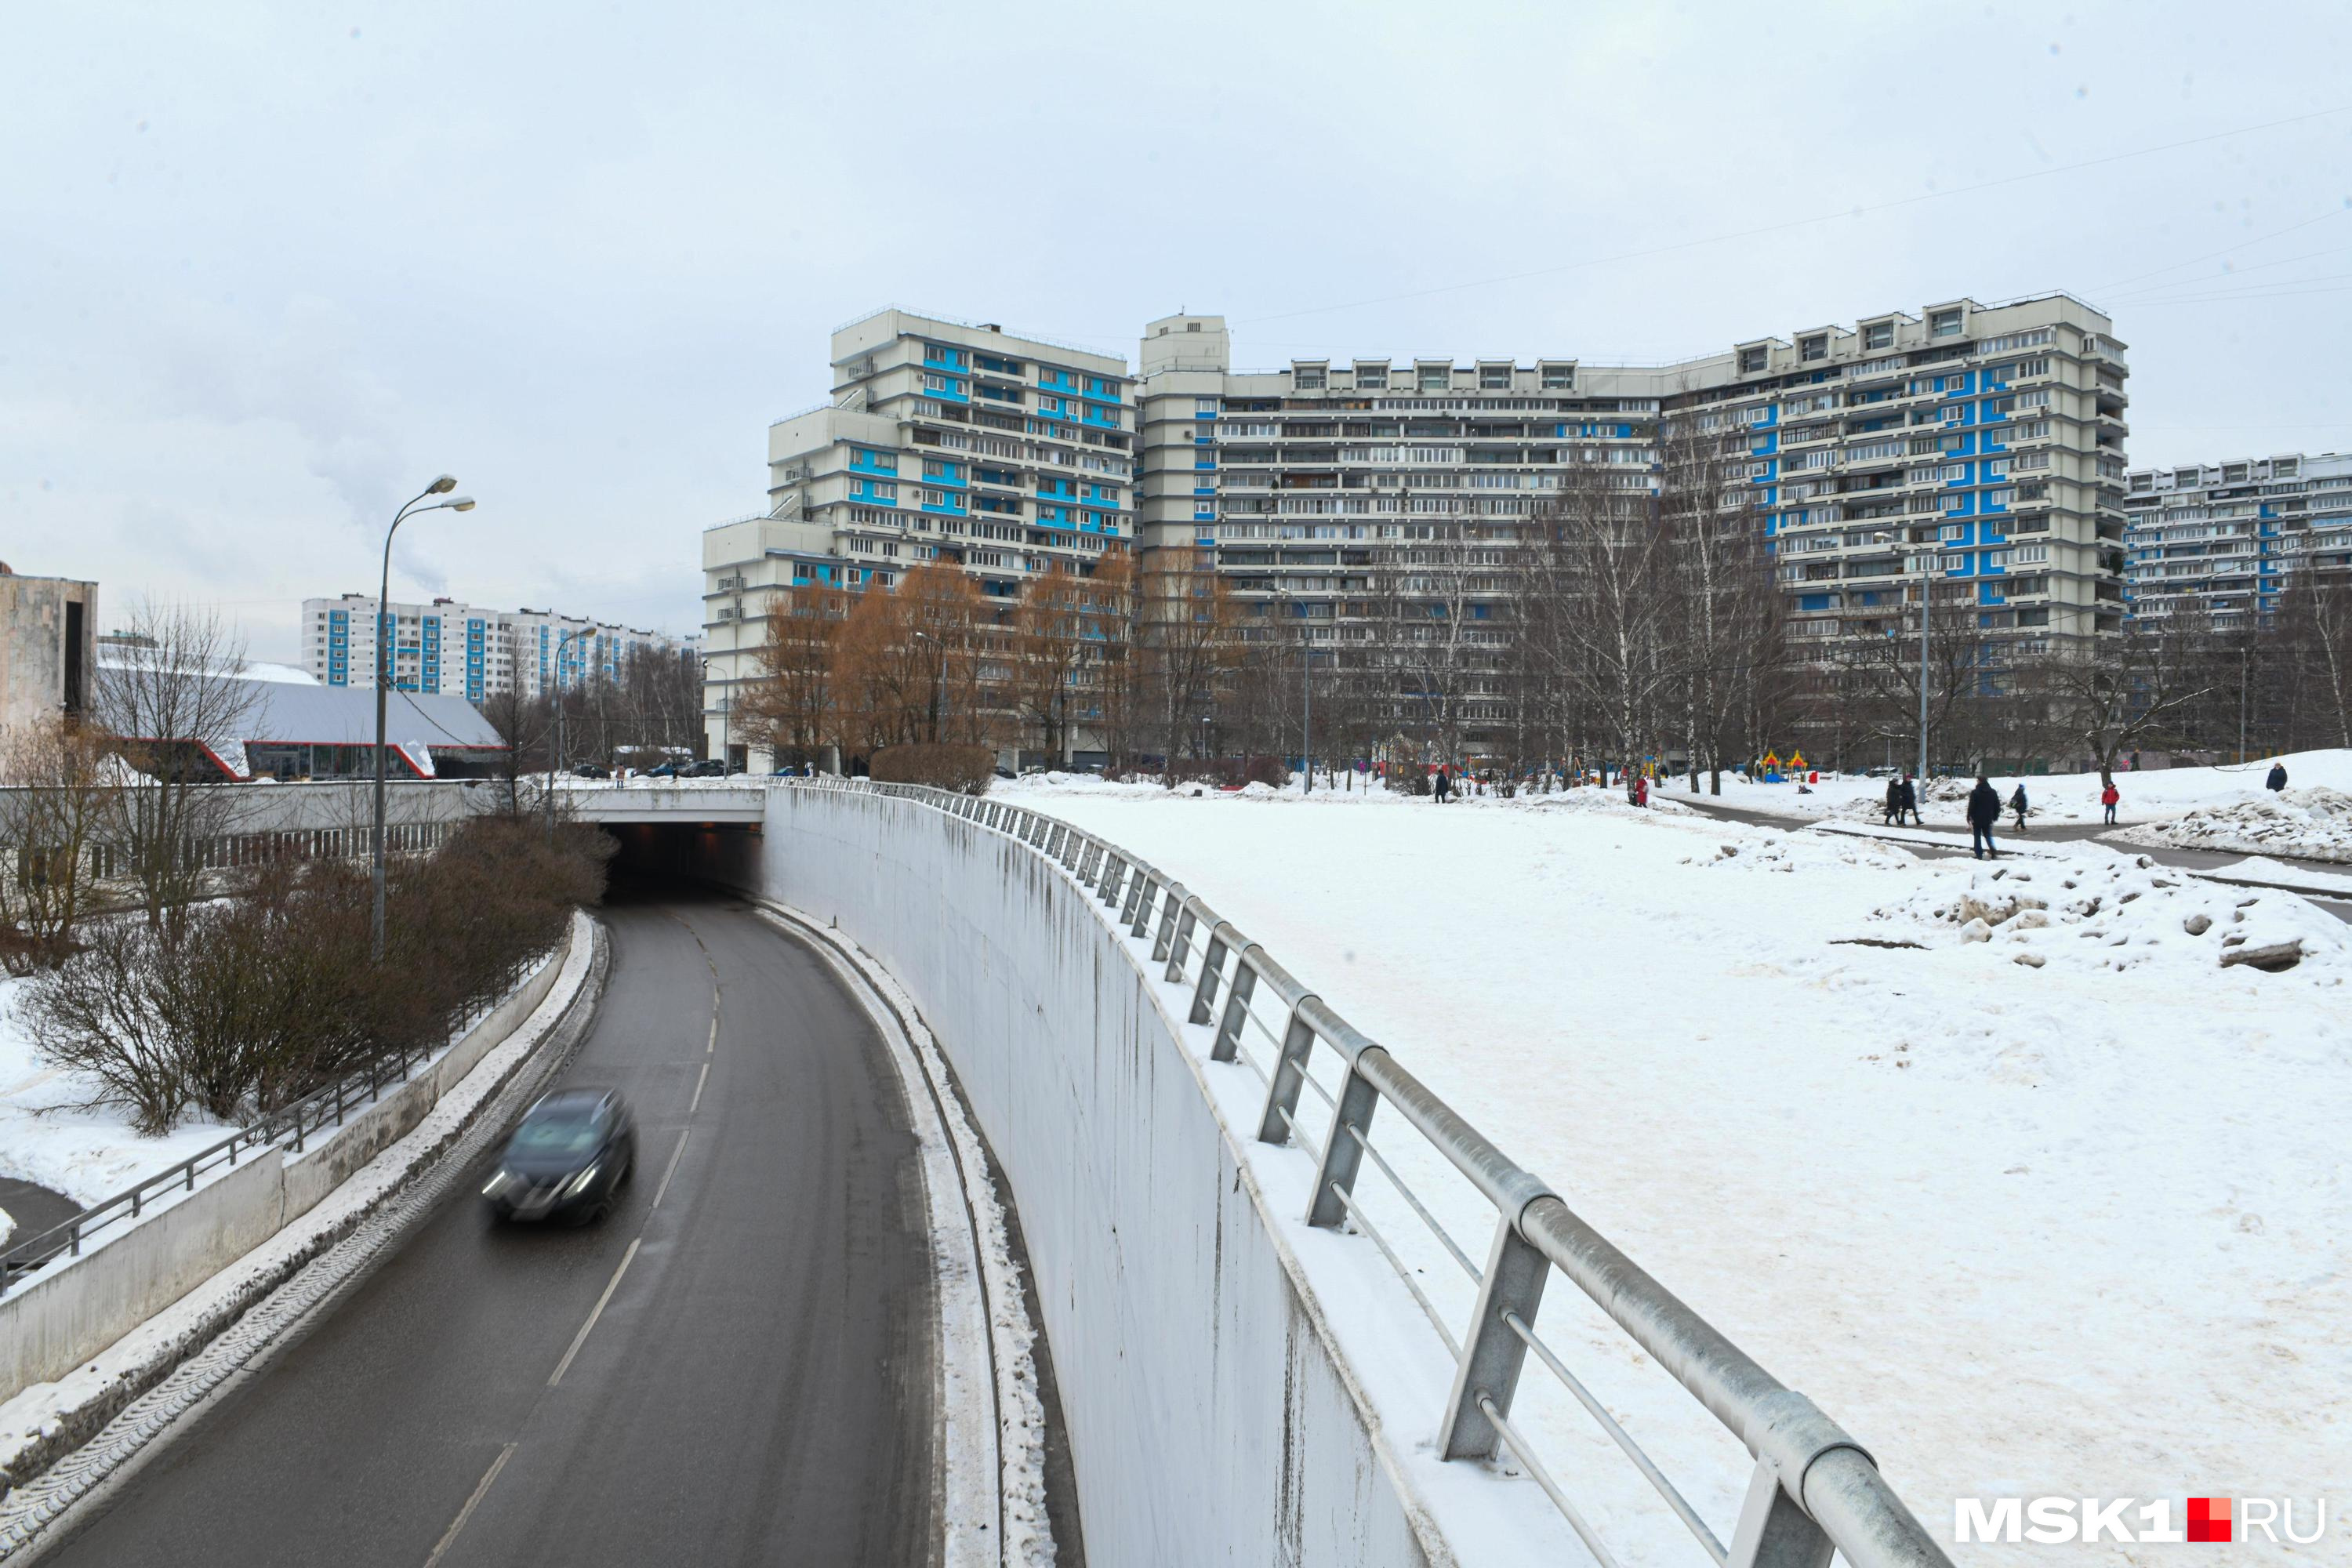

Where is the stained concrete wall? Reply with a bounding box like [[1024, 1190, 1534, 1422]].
[[0, 574, 97, 735], [691, 788, 1439, 1568]]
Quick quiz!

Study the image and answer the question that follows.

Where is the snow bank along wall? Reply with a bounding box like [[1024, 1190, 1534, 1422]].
[[691, 789, 1436, 1566]]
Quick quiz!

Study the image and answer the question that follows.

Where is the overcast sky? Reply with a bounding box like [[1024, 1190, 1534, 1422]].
[[5, 2, 2348, 664]]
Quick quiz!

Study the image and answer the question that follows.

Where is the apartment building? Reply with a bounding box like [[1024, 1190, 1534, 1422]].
[[703, 308, 1134, 761], [303, 594, 694, 703], [0, 565, 97, 734], [2122, 451, 2352, 629], [1134, 292, 2129, 751]]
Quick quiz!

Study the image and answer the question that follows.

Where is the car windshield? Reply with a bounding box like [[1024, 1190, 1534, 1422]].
[[509, 1109, 601, 1159]]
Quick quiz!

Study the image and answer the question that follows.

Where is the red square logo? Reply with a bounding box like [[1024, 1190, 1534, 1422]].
[[2187, 1497, 2233, 1543]]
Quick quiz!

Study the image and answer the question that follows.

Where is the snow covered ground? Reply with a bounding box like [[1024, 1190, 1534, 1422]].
[[996, 773, 2350, 1564], [2114, 786, 2352, 865], [0, 975, 234, 1210]]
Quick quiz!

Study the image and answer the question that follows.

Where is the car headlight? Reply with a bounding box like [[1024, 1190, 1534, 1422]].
[[558, 1163, 601, 1200], [483, 1169, 518, 1198]]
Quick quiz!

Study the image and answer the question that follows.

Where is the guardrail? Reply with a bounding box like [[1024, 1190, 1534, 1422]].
[[812, 777, 1951, 1568], [0, 949, 547, 1298]]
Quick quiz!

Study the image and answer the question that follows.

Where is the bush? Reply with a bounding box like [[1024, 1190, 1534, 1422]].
[[869, 742, 996, 793], [17, 815, 612, 1134]]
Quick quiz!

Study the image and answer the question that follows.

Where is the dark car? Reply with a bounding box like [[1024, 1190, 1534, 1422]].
[[684, 758, 730, 778], [483, 1088, 636, 1224], [643, 762, 681, 779], [572, 763, 610, 779]]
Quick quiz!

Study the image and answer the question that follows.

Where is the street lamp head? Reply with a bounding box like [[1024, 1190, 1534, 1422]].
[[427, 474, 457, 495], [446, 496, 476, 512]]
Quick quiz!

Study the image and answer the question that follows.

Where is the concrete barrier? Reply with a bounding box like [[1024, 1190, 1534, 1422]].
[[692, 789, 1443, 1567], [0, 921, 575, 1405]]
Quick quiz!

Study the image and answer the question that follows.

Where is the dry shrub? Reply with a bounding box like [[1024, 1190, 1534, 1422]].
[[869, 742, 995, 793], [18, 815, 613, 1134]]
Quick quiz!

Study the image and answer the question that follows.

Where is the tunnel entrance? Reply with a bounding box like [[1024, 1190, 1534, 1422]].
[[598, 821, 762, 891]]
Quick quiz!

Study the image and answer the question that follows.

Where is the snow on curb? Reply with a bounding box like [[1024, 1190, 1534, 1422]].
[[0, 913, 607, 1533], [749, 902, 1053, 1568]]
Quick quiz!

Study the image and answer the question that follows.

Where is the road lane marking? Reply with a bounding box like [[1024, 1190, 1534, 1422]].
[[547, 1238, 641, 1388], [423, 1441, 517, 1567], [688, 1059, 710, 1114], [707, 1009, 717, 1054], [652, 1128, 691, 1210]]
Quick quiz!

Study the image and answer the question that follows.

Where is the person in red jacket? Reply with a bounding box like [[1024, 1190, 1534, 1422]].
[[2100, 781, 2120, 826]]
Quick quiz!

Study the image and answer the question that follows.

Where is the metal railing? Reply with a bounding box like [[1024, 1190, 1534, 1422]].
[[806, 776, 1952, 1568], [0, 949, 552, 1299]]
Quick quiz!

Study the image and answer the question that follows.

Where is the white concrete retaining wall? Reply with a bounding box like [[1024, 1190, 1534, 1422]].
[[0, 920, 574, 1403], [695, 789, 1439, 1567]]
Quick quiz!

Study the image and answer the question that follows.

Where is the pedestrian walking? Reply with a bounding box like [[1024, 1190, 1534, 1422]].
[[1882, 775, 1901, 826], [2266, 760, 2288, 793], [2100, 780, 2120, 825], [2009, 782, 2029, 833], [1966, 774, 2002, 859], [1432, 764, 1452, 804], [1898, 773, 1921, 826], [1635, 772, 1650, 808]]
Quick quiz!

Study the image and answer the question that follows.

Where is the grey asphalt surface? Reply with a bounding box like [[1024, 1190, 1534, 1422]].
[[37, 887, 938, 1568]]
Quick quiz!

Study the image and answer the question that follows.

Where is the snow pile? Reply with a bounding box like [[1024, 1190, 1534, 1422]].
[[1857, 854, 2352, 976], [2114, 786, 2352, 864], [1687, 831, 1915, 874], [0, 1203, 13, 1247], [1824, 775, 1976, 823], [1, 976, 234, 1203]]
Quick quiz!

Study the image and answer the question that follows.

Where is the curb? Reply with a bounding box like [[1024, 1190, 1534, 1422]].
[[0, 913, 608, 1556]]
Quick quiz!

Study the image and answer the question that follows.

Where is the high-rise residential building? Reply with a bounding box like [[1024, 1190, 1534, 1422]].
[[1134, 292, 2129, 753], [702, 308, 1134, 762], [302, 593, 695, 703], [2121, 451, 2352, 630]]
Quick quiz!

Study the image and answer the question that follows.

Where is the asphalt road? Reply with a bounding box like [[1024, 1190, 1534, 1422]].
[[38, 886, 939, 1568]]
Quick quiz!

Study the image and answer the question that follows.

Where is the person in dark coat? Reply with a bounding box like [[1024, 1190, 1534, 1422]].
[[1898, 773, 1921, 826], [2008, 782, 2029, 833], [1966, 774, 2002, 858], [1882, 776, 1901, 826], [1432, 764, 1452, 804], [2266, 761, 2288, 792]]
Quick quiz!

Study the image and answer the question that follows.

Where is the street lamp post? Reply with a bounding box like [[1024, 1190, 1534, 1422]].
[[1873, 530, 1932, 783], [372, 477, 474, 964], [546, 626, 593, 837]]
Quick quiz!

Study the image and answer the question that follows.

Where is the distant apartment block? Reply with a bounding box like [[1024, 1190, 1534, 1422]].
[[703, 307, 1134, 760], [0, 564, 96, 734], [703, 295, 2129, 760], [303, 594, 695, 703], [2122, 451, 2352, 629]]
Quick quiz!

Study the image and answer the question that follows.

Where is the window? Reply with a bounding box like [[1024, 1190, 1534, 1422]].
[[1799, 335, 1828, 362], [1940, 523, 1966, 541], [2014, 544, 2050, 564], [1942, 403, 1967, 424], [1929, 309, 1963, 339], [1864, 321, 1893, 350], [1294, 368, 1326, 390], [1419, 367, 1450, 391], [1541, 362, 1576, 389], [1479, 365, 1512, 389], [1738, 347, 1768, 374]]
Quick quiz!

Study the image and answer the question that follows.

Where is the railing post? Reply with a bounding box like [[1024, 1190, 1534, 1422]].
[[1098, 854, 1126, 906], [1438, 1217, 1551, 1460], [1726, 1460, 1835, 1568], [1188, 927, 1229, 1027], [1162, 904, 1197, 984], [1255, 1004, 1317, 1144], [1306, 1051, 1381, 1228], [1150, 885, 1183, 961], [1212, 950, 1256, 1062], [1122, 873, 1153, 935]]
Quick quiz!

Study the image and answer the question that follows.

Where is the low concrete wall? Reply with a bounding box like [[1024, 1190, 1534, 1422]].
[[0, 922, 574, 1403], [694, 789, 1438, 1567]]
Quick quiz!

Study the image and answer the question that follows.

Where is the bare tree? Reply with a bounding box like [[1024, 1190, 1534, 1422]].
[[1523, 456, 1681, 775], [92, 603, 259, 930], [2274, 568, 2352, 749], [735, 583, 846, 770], [0, 715, 121, 970], [2041, 608, 2225, 786]]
